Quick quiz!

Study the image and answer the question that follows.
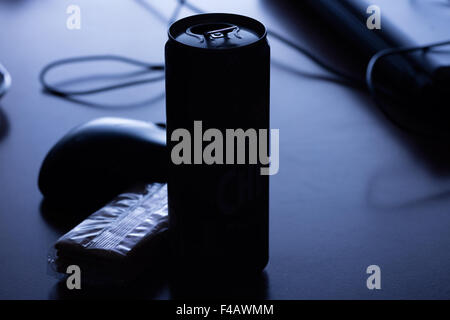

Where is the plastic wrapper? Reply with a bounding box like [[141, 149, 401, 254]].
[[48, 183, 168, 286]]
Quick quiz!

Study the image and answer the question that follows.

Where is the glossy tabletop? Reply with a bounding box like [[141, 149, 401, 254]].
[[0, 0, 450, 299]]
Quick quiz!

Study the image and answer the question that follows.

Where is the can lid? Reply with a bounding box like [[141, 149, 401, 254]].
[[168, 13, 267, 50]]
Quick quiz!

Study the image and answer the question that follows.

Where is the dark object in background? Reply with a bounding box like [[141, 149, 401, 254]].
[[49, 183, 168, 286], [38, 117, 167, 209], [302, 0, 450, 137], [165, 13, 270, 273], [0, 63, 11, 99]]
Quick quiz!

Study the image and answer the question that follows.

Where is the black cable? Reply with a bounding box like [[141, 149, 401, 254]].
[[366, 39, 450, 98], [40, 0, 450, 112], [40, 0, 366, 98], [39, 55, 164, 97], [168, 0, 186, 25]]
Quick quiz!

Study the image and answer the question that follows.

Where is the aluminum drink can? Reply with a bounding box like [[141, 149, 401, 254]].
[[165, 13, 270, 273]]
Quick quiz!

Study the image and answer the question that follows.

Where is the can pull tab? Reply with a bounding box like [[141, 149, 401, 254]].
[[204, 26, 239, 40]]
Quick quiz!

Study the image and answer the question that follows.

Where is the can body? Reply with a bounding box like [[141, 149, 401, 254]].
[[165, 13, 270, 273]]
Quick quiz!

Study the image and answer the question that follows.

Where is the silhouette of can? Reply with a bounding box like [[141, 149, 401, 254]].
[[165, 13, 270, 273]]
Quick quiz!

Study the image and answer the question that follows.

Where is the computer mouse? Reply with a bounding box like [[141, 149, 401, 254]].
[[38, 117, 167, 208]]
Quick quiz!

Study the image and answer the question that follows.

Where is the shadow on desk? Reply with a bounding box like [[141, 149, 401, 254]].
[[49, 267, 268, 300], [0, 107, 10, 143], [169, 271, 269, 300]]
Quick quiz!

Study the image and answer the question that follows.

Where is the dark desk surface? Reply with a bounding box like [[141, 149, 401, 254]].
[[1, 0, 450, 299]]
